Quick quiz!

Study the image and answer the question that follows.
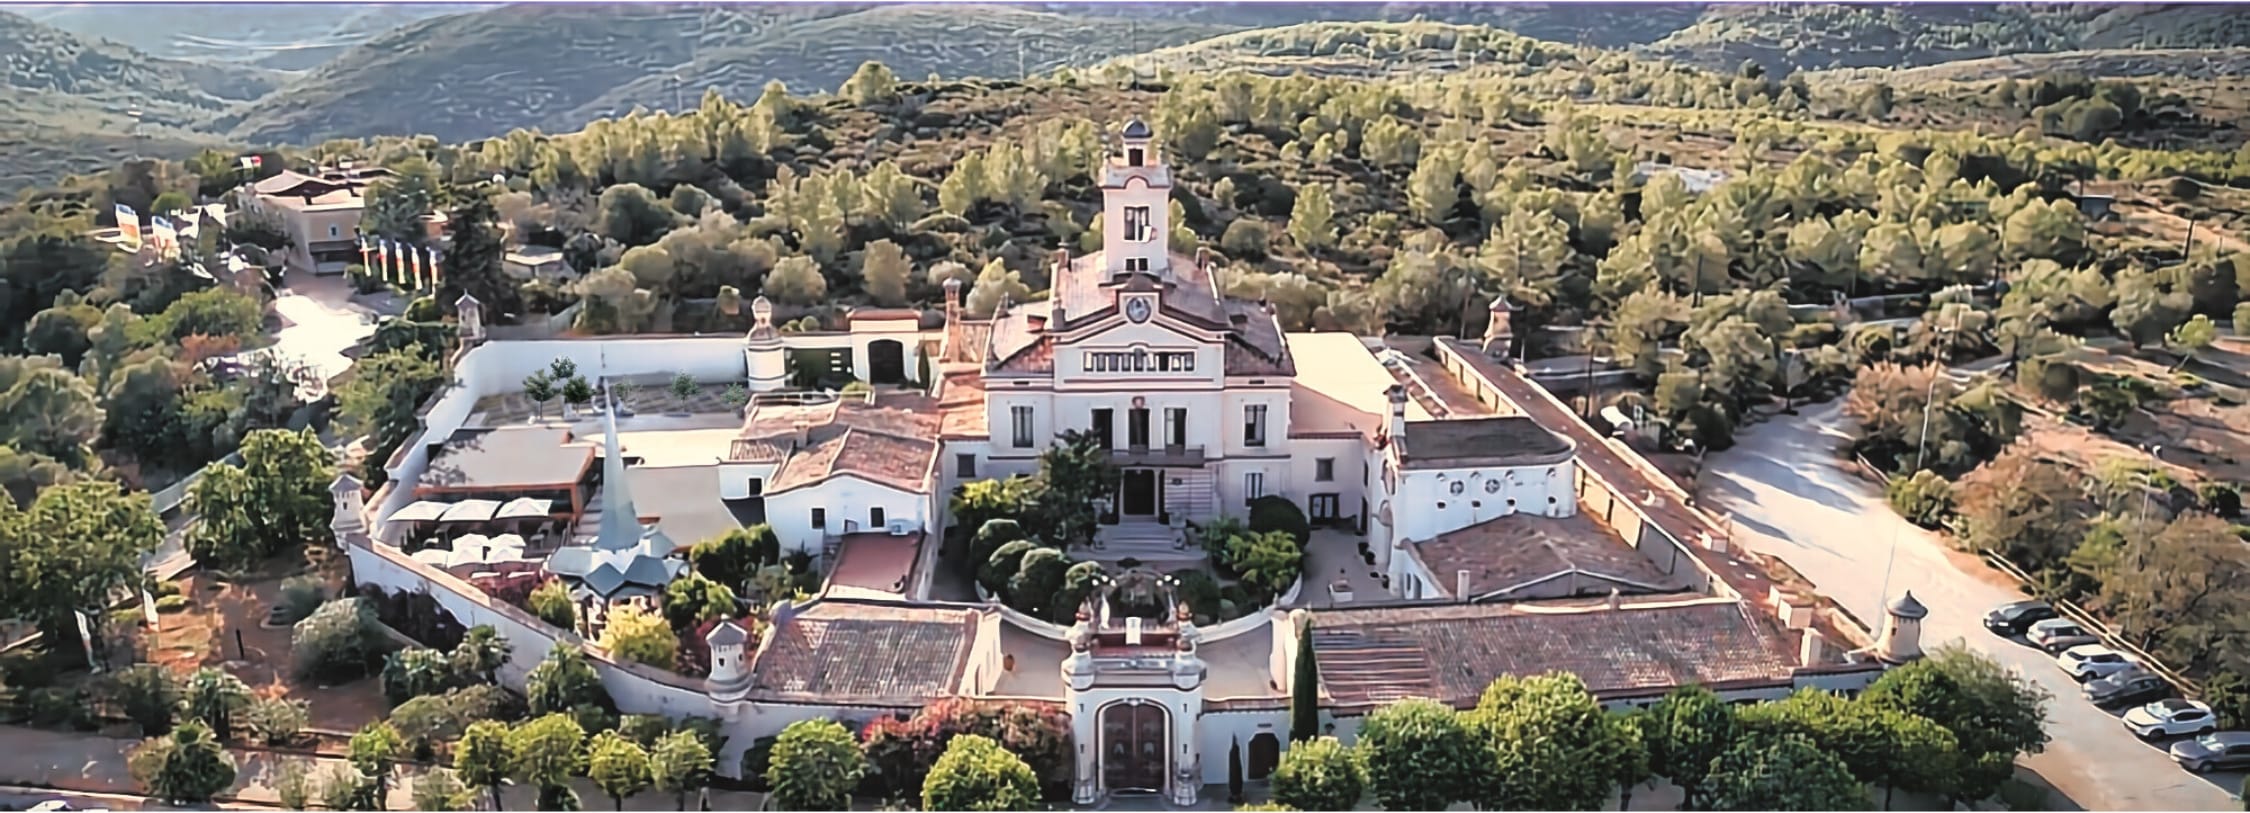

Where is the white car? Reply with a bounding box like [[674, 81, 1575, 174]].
[[2058, 644, 2136, 681], [2026, 618, 2100, 652], [2124, 698, 2219, 740]]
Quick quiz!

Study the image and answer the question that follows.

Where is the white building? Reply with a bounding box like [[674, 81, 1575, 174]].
[[343, 118, 1910, 806]]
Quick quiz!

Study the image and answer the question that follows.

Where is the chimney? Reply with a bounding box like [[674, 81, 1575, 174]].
[[1385, 385, 1409, 452], [1455, 569, 1471, 602], [1605, 587, 1622, 611], [793, 420, 812, 447], [1798, 628, 1827, 667], [942, 277, 963, 324], [1196, 246, 1212, 273]]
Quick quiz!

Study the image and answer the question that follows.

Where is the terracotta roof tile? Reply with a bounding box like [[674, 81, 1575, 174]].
[[748, 601, 981, 704], [943, 320, 991, 364], [1310, 600, 1801, 708], [767, 427, 935, 494], [1399, 416, 1574, 468], [937, 368, 989, 440], [1410, 511, 1687, 600]]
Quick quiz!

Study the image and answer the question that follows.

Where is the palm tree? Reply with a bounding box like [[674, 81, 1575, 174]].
[[180, 668, 253, 743], [452, 626, 513, 684]]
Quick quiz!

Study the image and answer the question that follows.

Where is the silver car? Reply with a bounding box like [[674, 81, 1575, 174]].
[[2027, 618, 2099, 652]]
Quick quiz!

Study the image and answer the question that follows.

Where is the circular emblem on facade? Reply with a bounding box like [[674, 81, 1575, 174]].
[[1125, 297, 1153, 323], [1484, 479, 1502, 494], [1449, 480, 1466, 496]]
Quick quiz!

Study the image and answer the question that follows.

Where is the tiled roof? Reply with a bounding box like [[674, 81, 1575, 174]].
[[937, 367, 989, 440], [1410, 511, 1686, 600], [943, 320, 991, 365], [1309, 600, 1802, 708], [768, 427, 936, 494], [748, 601, 982, 704], [827, 532, 924, 596], [1398, 416, 1574, 468]]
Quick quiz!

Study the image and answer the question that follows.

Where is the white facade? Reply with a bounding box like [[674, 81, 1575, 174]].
[[764, 474, 933, 554]]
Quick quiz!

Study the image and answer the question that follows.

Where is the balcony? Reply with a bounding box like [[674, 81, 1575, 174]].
[[1109, 444, 1205, 467]]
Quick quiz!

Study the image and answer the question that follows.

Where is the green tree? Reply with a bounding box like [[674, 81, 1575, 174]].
[[2167, 313, 2219, 368], [589, 730, 655, 811], [186, 427, 338, 568], [509, 713, 589, 795], [597, 604, 678, 669], [1701, 732, 1870, 811], [524, 371, 557, 420], [1863, 647, 2051, 806], [1647, 685, 1739, 808], [128, 720, 238, 805], [0, 479, 163, 652], [767, 719, 866, 811], [841, 60, 900, 107], [1030, 429, 1119, 546], [455, 719, 513, 811], [1356, 697, 1492, 810], [649, 729, 715, 811], [413, 768, 474, 811], [1606, 710, 1655, 811], [2111, 268, 2192, 348], [1271, 736, 1365, 811], [965, 258, 1031, 318], [111, 664, 182, 736], [452, 625, 514, 685], [0, 359, 102, 465], [442, 193, 519, 317], [662, 573, 737, 633], [858, 239, 911, 306], [181, 667, 253, 742], [527, 644, 610, 717], [1290, 621, 1320, 742], [921, 733, 1041, 812], [763, 256, 828, 306], [596, 183, 682, 247], [1737, 690, 1960, 808], [1467, 673, 1628, 810], [349, 720, 405, 798], [154, 288, 264, 342], [1288, 183, 1336, 250], [689, 525, 780, 590]]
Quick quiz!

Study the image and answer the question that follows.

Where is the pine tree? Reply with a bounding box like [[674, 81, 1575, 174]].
[[1290, 621, 1320, 742], [1287, 183, 1336, 250]]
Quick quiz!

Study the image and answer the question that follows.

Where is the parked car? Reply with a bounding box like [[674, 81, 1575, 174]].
[[2058, 644, 2137, 681], [2027, 617, 2100, 652], [2085, 668, 2174, 709], [2171, 731, 2250, 773], [2126, 699, 2220, 739], [1984, 600, 2057, 636]]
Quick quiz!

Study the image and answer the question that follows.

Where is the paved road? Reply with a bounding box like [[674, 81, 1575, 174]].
[[1703, 399, 2237, 811]]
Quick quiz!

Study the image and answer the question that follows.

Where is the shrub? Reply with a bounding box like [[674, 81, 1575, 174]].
[[293, 598, 383, 681], [389, 694, 465, 760], [978, 539, 1038, 598], [276, 576, 328, 625], [860, 699, 1074, 801], [1006, 548, 1069, 617], [382, 647, 459, 705], [1169, 569, 1224, 623], [443, 684, 527, 725], [1050, 561, 1107, 623], [244, 697, 310, 746], [1886, 469, 1956, 528], [1224, 530, 1305, 600], [689, 525, 780, 588], [129, 720, 238, 805], [921, 734, 1040, 811], [1271, 736, 1365, 811], [767, 719, 865, 811], [1221, 219, 1271, 260], [1248, 496, 1312, 546], [737, 735, 778, 793], [526, 645, 611, 717], [109, 664, 181, 736], [154, 594, 191, 613], [24, 686, 96, 731], [966, 518, 1028, 579], [528, 580, 578, 630], [153, 579, 185, 598], [2200, 482, 2243, 519], [597, 605, 678, 669]]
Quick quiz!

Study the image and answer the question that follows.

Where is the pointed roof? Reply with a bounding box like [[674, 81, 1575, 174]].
[[539, 394, 683, 602], [594, 398, 645, 552]]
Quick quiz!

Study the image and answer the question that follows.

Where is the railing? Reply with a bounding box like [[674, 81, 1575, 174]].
[[1108, 444, 1205, 466], [1982, 552, 2201, 696]]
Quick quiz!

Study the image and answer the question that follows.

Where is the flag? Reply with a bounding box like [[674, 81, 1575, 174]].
[[114, 203, 142, 250], [151, 216, 179, 260], [428, 245, 442, 286], [357, 235, 372, 275], [376, 239, 393, 285], [239, 155, 263, 171], [412, 242, 427, 289]]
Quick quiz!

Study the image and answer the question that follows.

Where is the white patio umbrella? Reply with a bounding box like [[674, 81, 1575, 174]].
[[438, 499, 502, 523], [495, 497, 553, 520], [410, 549, 450, 567], [390, 500, 452, 523]]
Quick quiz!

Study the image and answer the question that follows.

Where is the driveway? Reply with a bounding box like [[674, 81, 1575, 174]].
[[227, 270, 378, 400], [1703, 399, 2237, 811]]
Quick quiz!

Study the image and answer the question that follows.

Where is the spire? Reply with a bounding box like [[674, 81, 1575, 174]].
[[593, 387, 643, 552]]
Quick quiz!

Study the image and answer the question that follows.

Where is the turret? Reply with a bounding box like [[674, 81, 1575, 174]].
[[1877, 590, 1928, 663], [704, 619, 753, 701], [1100, 117, 1171, 278], [1384, 385, 1409, 453], [1482, 295, 1516, 359], [329, 473, 367, 548], [744, 296, 786, 391], [455, 293, 486, 346]]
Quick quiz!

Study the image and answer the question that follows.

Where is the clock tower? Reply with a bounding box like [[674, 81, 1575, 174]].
[[1100, 117, 1172, 279]]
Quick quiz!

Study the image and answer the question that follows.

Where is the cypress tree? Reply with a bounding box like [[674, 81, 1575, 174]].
[[1289, 620, 1320, 742]]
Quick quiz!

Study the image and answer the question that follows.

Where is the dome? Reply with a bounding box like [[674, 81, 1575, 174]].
[[1888, 590, 1929, 620], [1121, 117, 1152, 140]]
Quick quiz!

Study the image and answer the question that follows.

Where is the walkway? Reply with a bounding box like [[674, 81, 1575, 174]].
[[225, 270, 379, 400], [1703, 399, 2237, 811], [0, 724, 767, 811]]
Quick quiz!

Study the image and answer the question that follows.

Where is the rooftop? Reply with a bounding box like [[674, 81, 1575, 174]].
[[1397, 416, 1574, 468], [1309, 599, 1807, 708], [613, 465, 756, 549], [748, 600, 984, 705], [1409, 511, 1687, 601], [418, 426, 595, 493], [1285, 332, 1434, 439], [826, 532, 925, 598]]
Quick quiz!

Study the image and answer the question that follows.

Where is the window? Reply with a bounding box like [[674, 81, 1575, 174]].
[[1128, 407, 1151, 448], [870, 507, 886, 528], [1165, 408, 1187, 448], [1091, 408, 1114, 448], [1127, 147, 1145, 166], [1245, 472, 1266, 502], [1124, 206, 1152, 242], [811, 508, 827, 530], [746, 477, 764, 496], [1244, 404, 1268, 447], [1125, 257, 1150, 273], [1315, 458, 1335, 482], [1086, 350, 1192, 372], [1011, 406, 1035, 448], [955, 454, 976, 478], [327, 225, 341, 238]]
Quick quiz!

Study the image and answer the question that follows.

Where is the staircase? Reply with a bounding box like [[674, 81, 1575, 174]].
[[1090, 521, 1203, 566], [1163, 469, 1216, 524]]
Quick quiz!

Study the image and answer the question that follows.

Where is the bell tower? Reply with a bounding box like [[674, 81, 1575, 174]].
[[1100, 117, 1172, 278]]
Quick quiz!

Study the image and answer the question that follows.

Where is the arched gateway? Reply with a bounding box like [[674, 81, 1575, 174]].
[[1063, 570, 1208, 805]]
